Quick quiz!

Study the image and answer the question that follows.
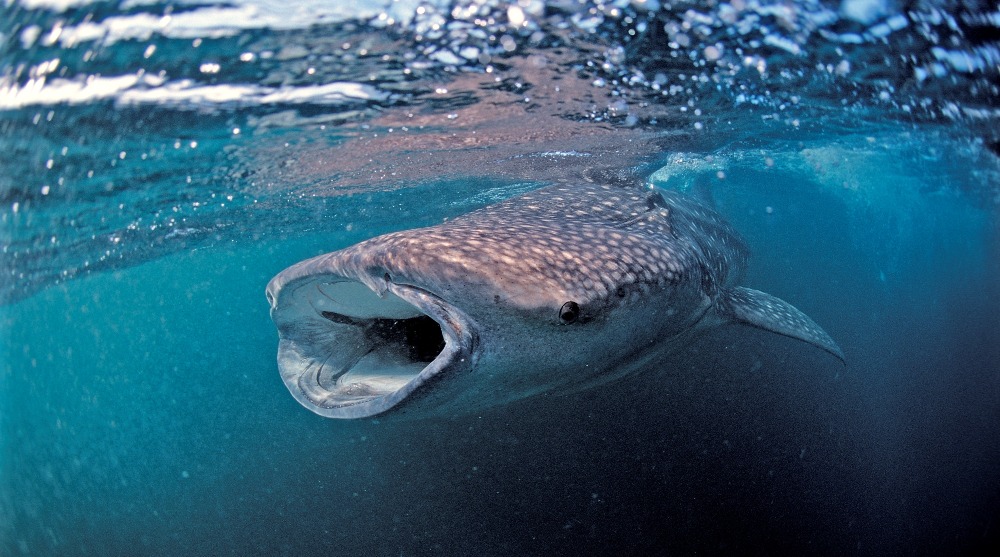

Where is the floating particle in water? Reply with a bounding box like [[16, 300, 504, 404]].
[[459, 46, 480, 60], [840, 0, 892, 25], [432, 50, 463, 65], [508, 5, 526, 27]]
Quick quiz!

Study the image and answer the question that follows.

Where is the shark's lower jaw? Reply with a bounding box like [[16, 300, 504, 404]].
[[272, 277, 477, 419]]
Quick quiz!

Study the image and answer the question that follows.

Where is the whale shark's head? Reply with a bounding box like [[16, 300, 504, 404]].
[[266, 183, 843, 419]]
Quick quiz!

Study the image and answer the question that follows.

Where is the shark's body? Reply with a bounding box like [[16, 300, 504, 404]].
[[266, 182, 843, 419]]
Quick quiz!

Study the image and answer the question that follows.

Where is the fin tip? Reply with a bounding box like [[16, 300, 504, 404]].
[[721, 287, 845, 364]]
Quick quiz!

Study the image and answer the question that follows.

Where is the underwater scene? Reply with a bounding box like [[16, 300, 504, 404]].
[[1, 0, 998, 555]]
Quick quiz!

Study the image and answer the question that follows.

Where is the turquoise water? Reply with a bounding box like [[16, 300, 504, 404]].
[[2, 1, 999, 555]]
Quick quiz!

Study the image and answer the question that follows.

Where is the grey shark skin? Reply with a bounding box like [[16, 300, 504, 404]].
[[266, 183, 844, 419]]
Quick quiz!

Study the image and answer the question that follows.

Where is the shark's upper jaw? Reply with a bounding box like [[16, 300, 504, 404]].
[[269, 273, 478, 419]]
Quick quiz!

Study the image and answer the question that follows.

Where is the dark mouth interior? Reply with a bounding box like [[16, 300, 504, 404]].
[[321, 311, 445, 364]]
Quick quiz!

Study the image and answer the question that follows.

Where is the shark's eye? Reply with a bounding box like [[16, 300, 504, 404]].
[[559, 301, 580, 324]]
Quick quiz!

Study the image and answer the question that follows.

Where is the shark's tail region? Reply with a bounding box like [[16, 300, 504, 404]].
[[718, 286, 846, 364]]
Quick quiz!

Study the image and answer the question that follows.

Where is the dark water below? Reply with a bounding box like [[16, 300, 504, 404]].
[[2, 1, 999, 555]]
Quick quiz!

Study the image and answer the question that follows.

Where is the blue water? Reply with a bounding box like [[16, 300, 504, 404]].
[[2, 1, 999, 555]]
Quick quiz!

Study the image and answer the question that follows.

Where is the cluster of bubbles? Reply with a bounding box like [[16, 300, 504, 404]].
[[365, 0, 998, 125], [3, 1, 996, 124]]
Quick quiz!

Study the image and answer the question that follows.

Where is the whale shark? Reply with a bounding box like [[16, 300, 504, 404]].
[[266, 182, 844, 419]]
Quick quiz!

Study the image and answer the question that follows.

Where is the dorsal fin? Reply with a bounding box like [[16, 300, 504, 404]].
[[718, 287, 845, 364], [583, 165, 646, 188], [648, 153, 724, 209], [688, 173, 716, 209]]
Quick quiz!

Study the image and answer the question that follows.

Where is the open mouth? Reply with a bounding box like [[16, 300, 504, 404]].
[[269, 277, 477, 419]]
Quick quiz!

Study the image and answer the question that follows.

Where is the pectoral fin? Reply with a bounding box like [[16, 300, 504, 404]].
[[718, 287, 845, 364]]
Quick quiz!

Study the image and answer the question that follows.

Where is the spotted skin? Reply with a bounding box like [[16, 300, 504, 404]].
[[267, 182, 844, 419], [290, 184, 745, 322]]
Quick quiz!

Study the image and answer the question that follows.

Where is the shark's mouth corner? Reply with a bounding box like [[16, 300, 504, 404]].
[[269, 275, 477, 419]]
